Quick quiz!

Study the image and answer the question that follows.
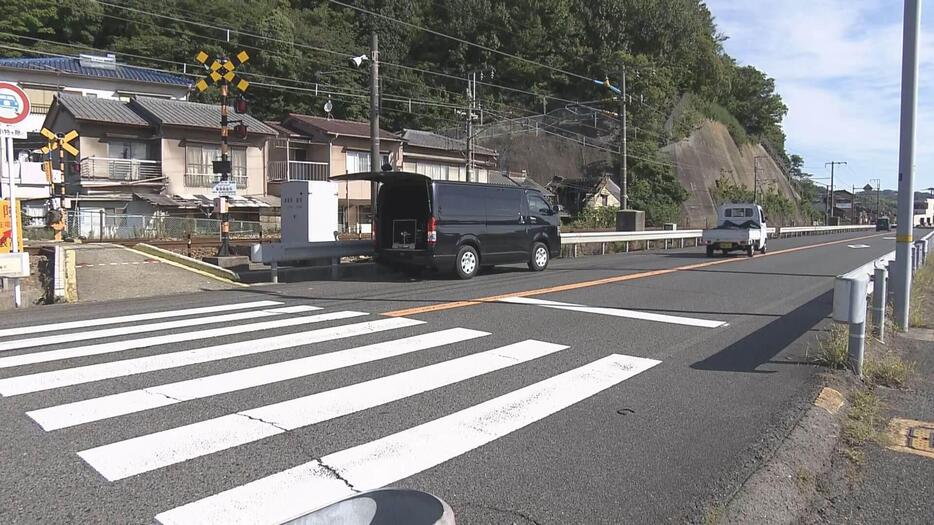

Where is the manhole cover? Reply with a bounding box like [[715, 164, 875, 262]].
[[886, 418, 934, 460]]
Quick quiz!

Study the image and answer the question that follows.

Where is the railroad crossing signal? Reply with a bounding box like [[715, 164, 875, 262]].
[[39, 128, 78, 156], [194, 50, 250, 93]]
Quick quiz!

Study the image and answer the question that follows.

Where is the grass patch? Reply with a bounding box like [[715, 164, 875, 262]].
[[910, 257, 933, 328], [701, 503, 724, 525], [812, 324, 849, 369], [841, 390, 889, 464], [864, 353, 914, 388]]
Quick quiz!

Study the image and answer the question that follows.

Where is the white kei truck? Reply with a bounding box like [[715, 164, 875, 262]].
[[701, 203, 768, 257]]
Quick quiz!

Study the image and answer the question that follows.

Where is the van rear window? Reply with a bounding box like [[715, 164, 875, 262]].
[[436, 185, 486, 219], [725, 208, 753, 218]]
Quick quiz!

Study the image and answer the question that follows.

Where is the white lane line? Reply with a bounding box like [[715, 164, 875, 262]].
[[0, 305, 320, 352], [500, 296, 727, 328], [80, 339, 567, 480], [154, 353, 661, 525], [0, 308, 335, 370], [847, 244, 871, 249], [29, 328, 490, 431], [0, 300, 282, 339], [0, 316, 419, 396]]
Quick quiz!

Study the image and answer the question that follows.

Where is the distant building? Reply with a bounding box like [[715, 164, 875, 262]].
[[400, 129, 497, 183], [0, 54, 190, 135], [266, 114, 404, 234], [41, 94, 278, 236], [915, 198, 934, 226]]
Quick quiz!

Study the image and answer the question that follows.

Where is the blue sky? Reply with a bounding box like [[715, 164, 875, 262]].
[[706, 0, 934, 193]]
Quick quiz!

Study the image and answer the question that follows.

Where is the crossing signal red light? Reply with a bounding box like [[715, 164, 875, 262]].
[[234, 123, 248, 139], [234, 96, 248, 114]]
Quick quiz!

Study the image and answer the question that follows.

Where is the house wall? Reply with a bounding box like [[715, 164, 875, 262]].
[[584, 183, 621, 209], [331, 137, 403, 201], [160, 127, 269, 197]]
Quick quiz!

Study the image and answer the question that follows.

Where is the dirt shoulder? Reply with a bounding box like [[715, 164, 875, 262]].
[[712, 257, 934, 525]]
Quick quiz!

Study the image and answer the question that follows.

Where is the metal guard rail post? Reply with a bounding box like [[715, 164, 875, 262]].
[[832, 229, 933, 377]]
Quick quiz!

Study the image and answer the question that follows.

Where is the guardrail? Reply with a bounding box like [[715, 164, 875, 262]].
[[251, 224, 889, 281], [833, 229, 933, 376]]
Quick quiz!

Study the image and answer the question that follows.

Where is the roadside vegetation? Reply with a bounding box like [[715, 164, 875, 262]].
[[909, 256, 933, 328], [840, 390, 888, 464]]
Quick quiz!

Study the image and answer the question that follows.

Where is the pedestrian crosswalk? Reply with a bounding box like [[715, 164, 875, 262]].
[[0, 299, 662, 524]]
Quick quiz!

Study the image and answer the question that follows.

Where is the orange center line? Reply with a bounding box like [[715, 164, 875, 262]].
[[382, 232, 886, 318]]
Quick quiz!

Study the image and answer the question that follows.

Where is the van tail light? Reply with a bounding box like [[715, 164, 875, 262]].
[[426, 216, 438, 246], [372, 219, 378, 249]]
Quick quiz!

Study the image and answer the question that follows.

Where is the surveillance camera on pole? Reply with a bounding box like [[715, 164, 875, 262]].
[[351, 54, 369, 68]]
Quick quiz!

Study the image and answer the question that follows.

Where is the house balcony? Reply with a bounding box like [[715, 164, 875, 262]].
[[79, 157, 165, 189], [269, 160, 330, 182], [184, 167, 248, 189]]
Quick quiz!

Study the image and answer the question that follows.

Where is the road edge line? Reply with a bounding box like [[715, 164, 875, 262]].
[[120, 244, 247, 287]]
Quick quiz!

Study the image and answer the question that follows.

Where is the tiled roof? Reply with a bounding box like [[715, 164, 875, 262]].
[[56, 93, 150, 126], [0, 56, 190, 87], [131, 97, 278, 135], [284, 114, 400, 140], [401, 129, 496, 156]]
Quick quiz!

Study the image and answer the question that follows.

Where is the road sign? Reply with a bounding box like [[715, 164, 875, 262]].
[[40, 128, 79, 156], [1, 199, 23, 254], [0, 83, 30, 125], [194, 50, 250, 93], [0, 252, 29, 278], [212, 180, 237, 198]]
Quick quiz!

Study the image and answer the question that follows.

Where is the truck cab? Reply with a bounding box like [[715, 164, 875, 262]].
[[701, 203, 768, 257]]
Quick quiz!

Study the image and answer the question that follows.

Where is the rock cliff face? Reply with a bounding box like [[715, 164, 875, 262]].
[[668, 120, 803, 228]]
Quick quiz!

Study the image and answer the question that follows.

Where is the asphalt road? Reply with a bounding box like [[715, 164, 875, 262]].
[[0, 230, 896, 524]]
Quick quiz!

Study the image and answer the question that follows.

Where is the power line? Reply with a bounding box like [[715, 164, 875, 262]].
[[93, 0, 667, 120]]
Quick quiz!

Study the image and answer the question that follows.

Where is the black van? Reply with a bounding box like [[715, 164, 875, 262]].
[[332, 172, 561, 279]]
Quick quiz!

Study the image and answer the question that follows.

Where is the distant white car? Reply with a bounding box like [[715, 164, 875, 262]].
[[702, 203, 768, 257]]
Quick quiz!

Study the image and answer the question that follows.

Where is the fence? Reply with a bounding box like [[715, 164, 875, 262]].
[[67, 212, 262, 240]]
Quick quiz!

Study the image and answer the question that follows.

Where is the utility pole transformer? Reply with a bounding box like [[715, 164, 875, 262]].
[[894, 0, 922, 330]]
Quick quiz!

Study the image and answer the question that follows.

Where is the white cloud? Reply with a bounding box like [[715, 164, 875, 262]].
[[706, 0, 934, 191]]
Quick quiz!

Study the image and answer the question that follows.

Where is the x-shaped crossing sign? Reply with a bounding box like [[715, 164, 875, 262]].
[[39, 128, 78, 156], [194, 50, 250, 93]]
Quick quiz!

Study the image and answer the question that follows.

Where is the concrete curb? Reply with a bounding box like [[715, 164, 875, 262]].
[[131, 243, 242, 284], [718, 387, 846, 524]]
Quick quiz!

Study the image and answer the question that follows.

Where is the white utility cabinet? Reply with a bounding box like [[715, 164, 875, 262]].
[[281, 181, 339, 244]]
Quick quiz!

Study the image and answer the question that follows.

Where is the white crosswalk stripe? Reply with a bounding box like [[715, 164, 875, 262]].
[[0, 305, 319, 352], [154, 354, 661, 525], [79, 340, 569, 480], [29, 328, 491, 431], [0, 308, 351, 371], [0, 300, 663, 524], [0, 300, 282, 339]]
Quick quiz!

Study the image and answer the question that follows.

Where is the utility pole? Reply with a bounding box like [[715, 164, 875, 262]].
[[465, 72, 475, 183], [870, 178, 881, 220], [825, 161, 847, 224], [754, 155, 767, 203], [369, 32, 380, 221], [617, 68, 628, 210], [894, 0, 921, 330]]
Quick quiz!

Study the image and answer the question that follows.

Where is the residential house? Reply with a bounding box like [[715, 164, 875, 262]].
[[915, 197, 934, 226], [0, 54, 189, 137], [41, 94, 278, 234], [400, 129, 497, 183], [267, 114, 404, 233]]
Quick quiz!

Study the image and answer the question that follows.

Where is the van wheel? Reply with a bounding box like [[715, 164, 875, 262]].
[[706, 246, 714, 258], [528, 242, 549, 271], [455, 245, 479, 279], [746, 246, 754, 257], [760, 244, 767, 254]]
